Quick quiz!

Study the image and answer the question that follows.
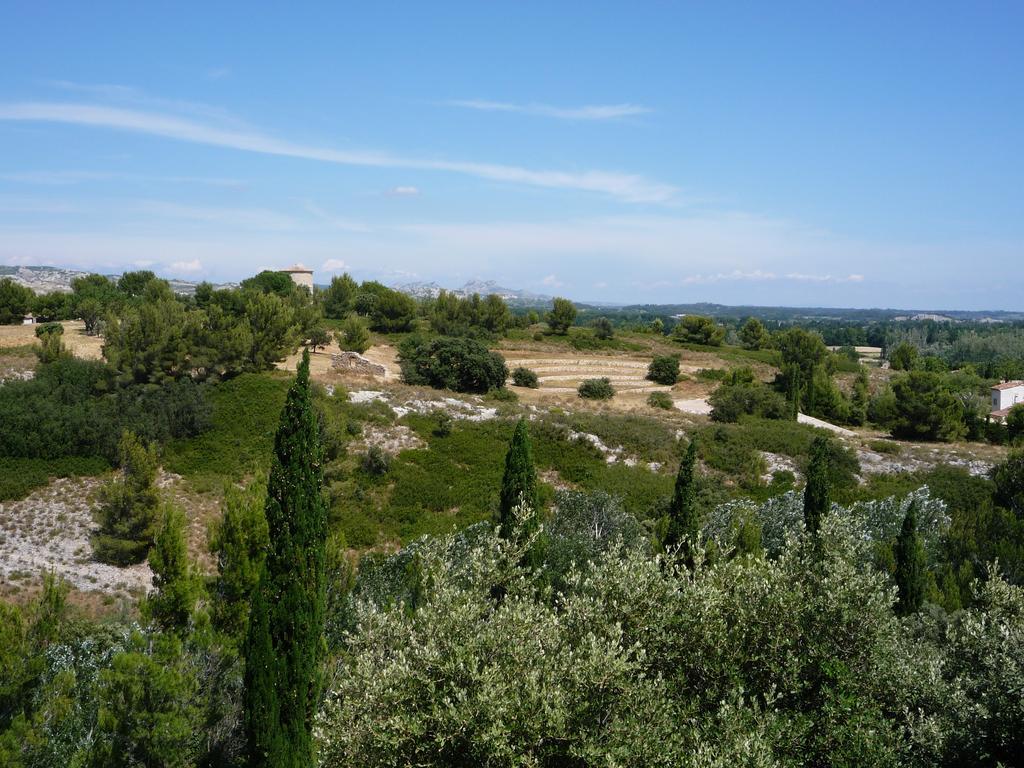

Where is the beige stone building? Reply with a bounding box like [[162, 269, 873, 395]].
[[280, 263, 314, 291]]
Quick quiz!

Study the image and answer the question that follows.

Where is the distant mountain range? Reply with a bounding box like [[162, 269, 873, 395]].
[[0, 265, 234, 296], [393, 279, 553, 306], [1, 266, 552, 305]]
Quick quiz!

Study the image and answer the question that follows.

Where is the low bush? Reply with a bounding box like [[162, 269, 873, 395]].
[[578, 378, 614, 400], [486, 387, 518, 402], [361, 446, 391, 476], [34, 321, 64, 338], [695, 368, 727, 381], [647, 391, 673, 410], [646, 355, 680, 385], [511, 367, 539, 388], [164, 373, 288, 482], [0, 455, 109, 501]]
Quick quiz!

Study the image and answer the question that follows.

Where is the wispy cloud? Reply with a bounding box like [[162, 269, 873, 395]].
[[44, 81, 247, 126], [388, 185, 419, 197], [0, 102, 676, 203], [135, 200, 297, 230], [680, 270, 865, 285], [0, 169, 246, 187], [169, 258, 202, 273], [446, 99, 651, 121], [322, 258, 348, 272]]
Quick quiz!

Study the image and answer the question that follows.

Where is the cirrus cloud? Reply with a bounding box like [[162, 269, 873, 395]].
[[0, 101, 676, 203]]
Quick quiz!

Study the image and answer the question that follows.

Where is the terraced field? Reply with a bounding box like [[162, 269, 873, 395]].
[[503, 354, 663, 394]]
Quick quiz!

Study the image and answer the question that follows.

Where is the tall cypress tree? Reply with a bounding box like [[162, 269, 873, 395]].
[[894, 500, 926, 616], [664, 439, 699, 557], [803, 436, 831, 536], [497, 418, 538, 539], [244, 350, 327, 768]]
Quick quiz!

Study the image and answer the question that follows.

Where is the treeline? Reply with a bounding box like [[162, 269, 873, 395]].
[[700, 321, 1017, 445]]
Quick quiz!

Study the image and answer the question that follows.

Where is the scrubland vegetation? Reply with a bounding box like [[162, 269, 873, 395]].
[[3, 271, 1024, 765]]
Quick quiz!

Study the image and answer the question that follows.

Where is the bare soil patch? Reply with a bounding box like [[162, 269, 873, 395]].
[[0, 476, 151, 599]]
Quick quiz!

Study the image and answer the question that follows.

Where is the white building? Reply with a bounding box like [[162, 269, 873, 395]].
[[990, 380, 1024, 422], [280, 263, 314, 291]]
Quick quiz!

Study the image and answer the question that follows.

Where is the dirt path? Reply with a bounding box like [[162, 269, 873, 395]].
[[797, 413, 856, 436]]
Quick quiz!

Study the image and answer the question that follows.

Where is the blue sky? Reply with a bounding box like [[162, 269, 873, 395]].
[[1, 2, 1021, 309]]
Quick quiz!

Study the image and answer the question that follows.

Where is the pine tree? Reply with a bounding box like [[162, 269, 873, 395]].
[[664, 440, 699, 558], [210, 480, 269, 641], [803, 436, 831, 536], [93, 431, 161, 565], [894, 500, 926, 615], [851, 368, 870, 426], [244, 350, 327, 768], [144, 503, 203, 634], [497, 418, 539, 539]]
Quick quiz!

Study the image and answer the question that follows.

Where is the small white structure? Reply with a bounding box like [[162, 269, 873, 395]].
[[280, 263, 314, 291], [990, 380, 1024, 422], [22, 314, 35, 325]]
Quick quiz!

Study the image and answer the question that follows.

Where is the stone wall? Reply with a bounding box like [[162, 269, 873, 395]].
[[331, 351, 386, 377]]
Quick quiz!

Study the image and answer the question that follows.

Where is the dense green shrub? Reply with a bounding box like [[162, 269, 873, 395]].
[[0, 357, 210, 463], [485, 386, 517, 402], [318, 514, 969, 766], [0, 456, 109, 500], [577, 377, 614, 400], [511, 367, 539, 388], [361, 446, 391, 476], [33, 321, 64, 338], [1007, 403, 1024, 443], [695, 367, 727, 381], [888, 341, 919, 370], [646, 355, 680, 385], [647, 391, 673, 409], [672, 314, 725, 346], [992, 449, 1024, 518], [709, 375, 788, 422], [398, 336, 509, 393], [369, 288, 417, 333]]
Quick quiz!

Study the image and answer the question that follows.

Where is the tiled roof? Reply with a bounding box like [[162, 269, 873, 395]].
[[281, 263, 313, 273], [991, 407, 1013, 418], [991, 381, 1024, 391]]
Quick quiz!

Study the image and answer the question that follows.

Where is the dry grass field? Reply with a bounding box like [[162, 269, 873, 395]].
[[0, 320, 104, 359]]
